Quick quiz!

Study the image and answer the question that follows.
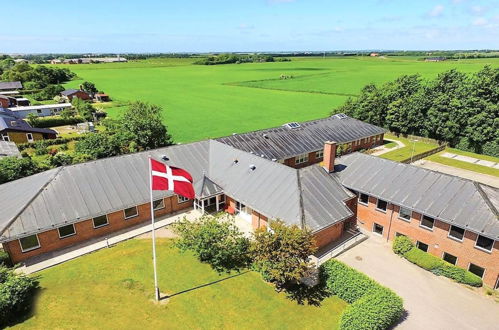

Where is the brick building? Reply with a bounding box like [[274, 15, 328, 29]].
[[60, 88, 91, 101]]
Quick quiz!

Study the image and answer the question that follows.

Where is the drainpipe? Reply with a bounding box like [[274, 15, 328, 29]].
[[386, 203, 395, 242]]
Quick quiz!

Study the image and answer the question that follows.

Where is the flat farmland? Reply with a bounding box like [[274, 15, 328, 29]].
[[61, 57, 499, 143]]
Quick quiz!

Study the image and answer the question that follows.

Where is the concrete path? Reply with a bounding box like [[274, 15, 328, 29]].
[[18, 210, 198, 274], [336, 235, 499, 330], [441, 152, 499, 169], [414, 159, 499, 188], [371, 138, 405, 156]]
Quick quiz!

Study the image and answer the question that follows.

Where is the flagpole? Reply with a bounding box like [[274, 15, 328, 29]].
[[149, 156, 160, 301]]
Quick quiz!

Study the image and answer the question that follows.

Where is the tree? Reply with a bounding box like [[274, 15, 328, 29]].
[[72, 98, 96, 121], [82, 81, 98, 97], [172, 213, 251, 272], [251, 220, 317, 289], [0, 157, 46, 184], [26, 113, 40, 127], [75, 133, 119, 160], [119, 101, 173, 149]]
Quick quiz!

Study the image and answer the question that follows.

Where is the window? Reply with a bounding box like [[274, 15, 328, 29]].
[[468, 263, 485, 279], [1, 133, 9, 142], [448, 225, 465, 241], [376, 199, 388, 212], [373, 223, 384, 235], [93, 215, 109, 228], [395, 232, 406, 238], [36, 109, 42, 114], [124, 206, 138, 219], [177, 195, 189, 203], [475, 235, 494, 252], [358, 193, 369, 205], [19, 235, 40, 252], [315, 150, 323, 159], [58, 224, 76, 238], [153, 199, 165, 210], [417, 241, 429, 252], [26, 133, 34, 142], [442, 252, 457, 265], [420, 215, 435, 230], [236, 201, 245, 212], [398, 207, 411, 221], [295, 153, 309, 165]]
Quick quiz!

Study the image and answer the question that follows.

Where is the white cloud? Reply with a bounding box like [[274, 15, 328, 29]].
[[428, 5, 445, 17], [472, 17, 488, 26], [470, 5, 486, 15]]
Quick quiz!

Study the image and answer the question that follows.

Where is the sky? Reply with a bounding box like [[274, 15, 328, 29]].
[[1, 0, 498, 53]]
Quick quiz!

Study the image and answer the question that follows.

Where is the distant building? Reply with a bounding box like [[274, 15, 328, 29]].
[[76, 122, 95, 133], [425, 57, 447, 62], [0, 109, 57, 144], [370, 52, 380, 57], [61, 88, 91, 101], [7, 103, 72, 119], [0, 81, 23, 92], [0, 141, 21, 158], [51, 56, 127, 64], [95, 93, 110, 102]]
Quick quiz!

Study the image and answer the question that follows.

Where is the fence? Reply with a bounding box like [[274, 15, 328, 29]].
[[400, 144, 447, 164], [388, 132, 446, 146]]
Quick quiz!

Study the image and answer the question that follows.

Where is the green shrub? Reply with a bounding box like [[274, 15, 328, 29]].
[[321, 260, 404, 330], [30, 116, 85, 128], [340, 289, 404, 330], [18, 136, 84, 151], [392, 236, 414, 255], [0, 250, 11, 267], [404, 247, 444, 270]]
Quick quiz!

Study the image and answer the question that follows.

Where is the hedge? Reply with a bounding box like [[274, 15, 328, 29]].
[[18, 136, 84, 151], [321, 260, 404, 330], [31, 116, 85, 128], [392, 238, 482, 287]]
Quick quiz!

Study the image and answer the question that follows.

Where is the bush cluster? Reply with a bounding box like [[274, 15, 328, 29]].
[[18, 136, 84, 151], [392, 236, 482, 287], [30, 116, 85, 128], [321, 260, 404, 330]]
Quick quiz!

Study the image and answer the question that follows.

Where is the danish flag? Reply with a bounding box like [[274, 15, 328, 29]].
[[150, 158, 195, 199]]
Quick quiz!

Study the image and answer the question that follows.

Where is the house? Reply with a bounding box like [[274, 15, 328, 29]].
[[216, 114, 385, 168], [14, 98, 31, 107], [0, 141, 21, 158], [7, 103, 72, 119], [95, 93, 110, 102], [370, 52, 380, 57], [61, 88, 91, 101], [425, 57, 447, 62], [0, 81, 23, 92], [0, 109, 57, 144], [0, 95, 14, 108]]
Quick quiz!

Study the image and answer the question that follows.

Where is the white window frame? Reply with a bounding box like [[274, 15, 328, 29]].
[[123, 206, 138, 220], [474, 234, 494, 253], [93, 215, 109, 228], [19, 234, 41, 253], [58, 224, 76, 239], [315, 150, 323, 159], [372, 222, 384, 236], [295, 153, 309, 165], [468, 263, 486, 279], [1, 133, 9, 142], [177, 195, 189, 203], [358, 193, 369, 206], [419, 215, 435, 231], [442, 252, 458, 265], [398, 206, 412, 222], [26, 133, 34, 142], [447, 225, 465, 242], [153, 198, 165, 210], [376, 198, 388, 213]]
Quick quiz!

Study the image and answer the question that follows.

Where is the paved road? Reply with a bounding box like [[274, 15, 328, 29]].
[[414, 160, 499, 188], [336, 235, 499, 330]]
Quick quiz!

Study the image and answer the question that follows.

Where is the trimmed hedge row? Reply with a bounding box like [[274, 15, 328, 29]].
[[392, 236, 482, 287], [31, 116, 85, 128], [18, 136, 84, 151], [321, 260, 404, 330]]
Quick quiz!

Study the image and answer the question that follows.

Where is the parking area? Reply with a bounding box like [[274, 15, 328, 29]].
[[336, 235, 499, 330]]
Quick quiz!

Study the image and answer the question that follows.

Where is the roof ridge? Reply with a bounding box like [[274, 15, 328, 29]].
[[474, 181, 499, 219], [0, 167, 62, 237], [296, 169, 306, 230]]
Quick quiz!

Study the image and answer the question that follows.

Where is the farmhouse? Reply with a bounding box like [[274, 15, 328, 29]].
[[0, 109, 57, 144], [7, 103, 72, 119], [0, 115, 496, 288], [0, 81, 23, 92], [61, 88, 91, 101]]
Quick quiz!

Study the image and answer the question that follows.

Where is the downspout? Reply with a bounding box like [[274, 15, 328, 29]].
[[386, 203, 395, 242]]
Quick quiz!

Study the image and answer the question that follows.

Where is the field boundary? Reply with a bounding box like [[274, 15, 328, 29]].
[[401, 145, 447, 164]]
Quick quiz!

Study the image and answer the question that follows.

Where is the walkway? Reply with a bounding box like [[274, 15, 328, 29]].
[[370, 138, 405, 156], [414, 159, 499, 188], [336, 235, 499, 330], [441, 152, 499, 169], [18, 210, 198, 274]]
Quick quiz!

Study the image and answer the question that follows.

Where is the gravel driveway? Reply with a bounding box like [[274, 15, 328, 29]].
[[336, 235, 499, 330]]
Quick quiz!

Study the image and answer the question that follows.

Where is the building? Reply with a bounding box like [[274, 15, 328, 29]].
[[0, 141, 21, 158], [51, 57, 127, 64], [61, 89, 91, 101], [0, 95, 13, 108], [334, 153, 499, 289], [0, 81, 23, 92], [0, 109, 57, 144], [425, 57, 447, 62], [217, 114, 385, 168], [7, 103, 72, 119], [95, 93, 110, 102]]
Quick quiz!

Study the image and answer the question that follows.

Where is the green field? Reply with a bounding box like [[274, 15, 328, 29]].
[[380, 134, 439, 162], [11, 239, 347, 329], [61, 56, 499, 143]]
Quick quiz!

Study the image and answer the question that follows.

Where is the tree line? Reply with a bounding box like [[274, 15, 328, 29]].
[[194, 53, 286, 65], [335, 66, 499, 157]]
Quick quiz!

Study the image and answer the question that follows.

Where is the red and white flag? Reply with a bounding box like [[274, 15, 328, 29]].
[[150, 158, 195, 199]]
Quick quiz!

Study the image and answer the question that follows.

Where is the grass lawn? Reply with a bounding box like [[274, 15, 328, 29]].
[[10, 239, 347, 329], [57, 56, 499, 143], [425, 148, 499, 177], [379, 134, 438, 162]]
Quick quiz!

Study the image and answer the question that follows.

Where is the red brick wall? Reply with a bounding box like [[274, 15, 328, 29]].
[[251, 210, 268, 230], [356, 194, 499, 287], [314, 222, 344, 248], [4, 195, 192, 264]]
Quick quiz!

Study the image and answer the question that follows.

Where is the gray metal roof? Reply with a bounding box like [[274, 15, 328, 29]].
[[0, 81, 22, 91], [335, 153, 499, 240], [216, 114, 386, 160], [61, 89, 82, 96], [0, 141, 21, 158]]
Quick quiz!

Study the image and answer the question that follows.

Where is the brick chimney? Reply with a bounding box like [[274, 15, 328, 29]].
[[322, 141, 337, 173]]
